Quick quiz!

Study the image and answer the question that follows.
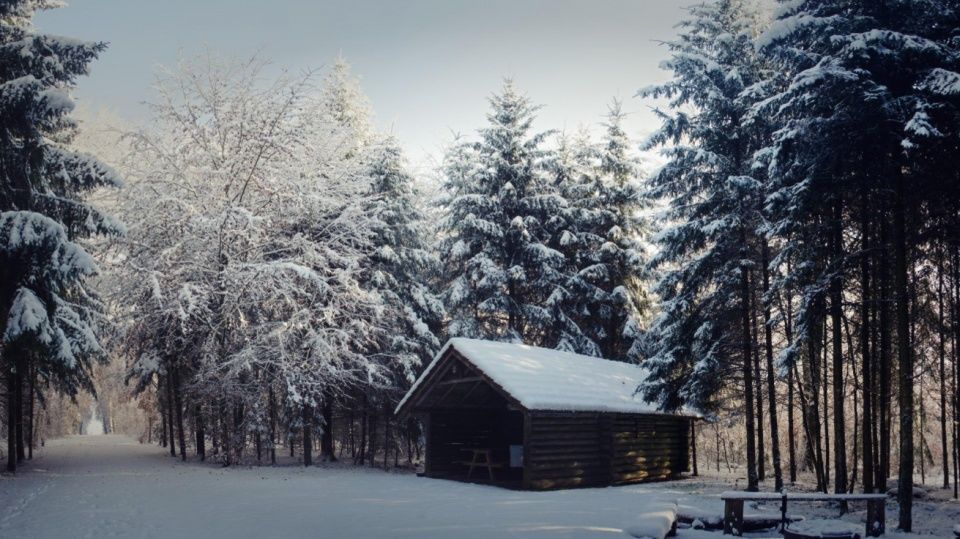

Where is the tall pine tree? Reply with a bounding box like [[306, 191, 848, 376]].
[[551, 103, 649, 360], [364, 135, 444, 385], [760, 0, 960, 522], [437, 81, 565, 344], [0, 0, 122, 472], [640, 0, 768, 491]]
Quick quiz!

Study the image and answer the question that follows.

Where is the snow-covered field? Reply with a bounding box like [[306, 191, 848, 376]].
[[1, 435, 957, 539]]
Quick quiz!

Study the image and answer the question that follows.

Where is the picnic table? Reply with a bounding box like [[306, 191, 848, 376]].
[[720, 491, 887, 538], [456, 448, 504, 480]]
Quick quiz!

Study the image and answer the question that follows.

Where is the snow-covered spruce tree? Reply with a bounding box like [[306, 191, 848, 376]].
[[363, 136, 444, 383], [309, 59, 444, 462], [755, 0, 885, 497], [581, 102, 650, 361], [318, 57, 372, 159], [0, 0, 122, 472], [437, 81, 566, 345], [639, 0, 768, 491], [541, 129, 605, 356], [544, 104, 650, 360], [343, 135, 445, 465], [758, 0, 960, 520]]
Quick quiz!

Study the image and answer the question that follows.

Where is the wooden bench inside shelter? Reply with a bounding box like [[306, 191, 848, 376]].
[[454, 448, 505, 480]]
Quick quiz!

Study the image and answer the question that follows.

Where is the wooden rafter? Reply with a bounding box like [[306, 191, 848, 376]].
[[436, 376, 484, 386], [458, 379, 484, 404]]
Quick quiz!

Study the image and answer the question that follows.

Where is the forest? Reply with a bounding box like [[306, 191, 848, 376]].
[[2, 0, 960, 535]]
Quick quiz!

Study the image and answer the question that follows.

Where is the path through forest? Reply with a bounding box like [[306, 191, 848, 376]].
[[0, 435, 698, 538], [2, 436, 957, 539]]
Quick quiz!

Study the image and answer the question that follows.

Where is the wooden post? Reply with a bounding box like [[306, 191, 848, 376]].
[[422, 412, 432, 476], [522, 411, 532, 489], [691, 419, 699, 476], [866, 498, 885, 537], [723, 499, 744, 536], [779, 493, 787, 532], [302, 405, 313, 467]]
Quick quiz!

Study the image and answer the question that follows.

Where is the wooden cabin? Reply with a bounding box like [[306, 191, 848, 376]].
[[395, 338, 696, 490]]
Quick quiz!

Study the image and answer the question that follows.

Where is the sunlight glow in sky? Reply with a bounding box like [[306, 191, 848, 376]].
[[38, 0, 687, 166]]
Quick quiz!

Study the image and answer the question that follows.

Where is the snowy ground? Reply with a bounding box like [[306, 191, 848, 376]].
[[0, 435, 957, 539]]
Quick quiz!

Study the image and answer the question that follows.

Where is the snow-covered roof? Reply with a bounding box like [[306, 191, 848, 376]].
[[396, 338, 694, 416]]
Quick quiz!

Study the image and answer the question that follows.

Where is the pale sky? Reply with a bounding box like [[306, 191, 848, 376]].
[[37, 0, 688, 167]]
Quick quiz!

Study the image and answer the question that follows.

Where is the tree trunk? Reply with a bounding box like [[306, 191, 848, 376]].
[[953, 247, 960, 499], [165, 373, 176, 458], [938, 245, 949, 489], [15, 355, 24, 463], [894, 171, 913, 532], [740, 264, 759, 491], [302, 405, 313, 467], [715, 422, 721, 473], [761, 243, 783, 490], [172, 366, 187, 461], [269, 386, 277, 465], [160, 392, 168, 448], [850, 330, 860, 494], [368, 412, 378, 468], [27, 364, 35, 460], [912, 262, 925, 487], [233, 403, 244, 464], [878, 211, 892, 491], [195, 403, 205, 461], [358, 397, 368, 465], [210, 410, 218, 455], [321, 397, 336, 462], [753, 325, 765, 482], [220, 399, 230, 466], [348, 408, 357, 461], [783, 280, 798, 484], [830, 199, 847, 501], [823, 320, 831, 491], [691, 420, 699, 476], [807, 300, 827, 492], [6, 361, 17, 473], [861, 191, 875, 493], [384, 410, 390, 470], [788, 364, 797, 483]]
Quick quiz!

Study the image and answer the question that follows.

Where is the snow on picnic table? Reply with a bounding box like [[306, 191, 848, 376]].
[[1, 435, 957, 539], [720, 491, 887, 500]]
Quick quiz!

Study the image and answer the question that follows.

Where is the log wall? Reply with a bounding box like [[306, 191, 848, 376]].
[[523, 412, 690, 490]]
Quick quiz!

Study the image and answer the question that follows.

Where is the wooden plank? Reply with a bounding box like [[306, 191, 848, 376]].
[[866, 498, 884, 537], [521, 411, 692, 490], [612, 439, 688, 449], [423, 412, 432, 475], [435, 376, 484, 386], [528, 459, 609, 472], [532, 412, 603, 420], [457, 380, 484, 404], [723, 499, 744, 536]]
